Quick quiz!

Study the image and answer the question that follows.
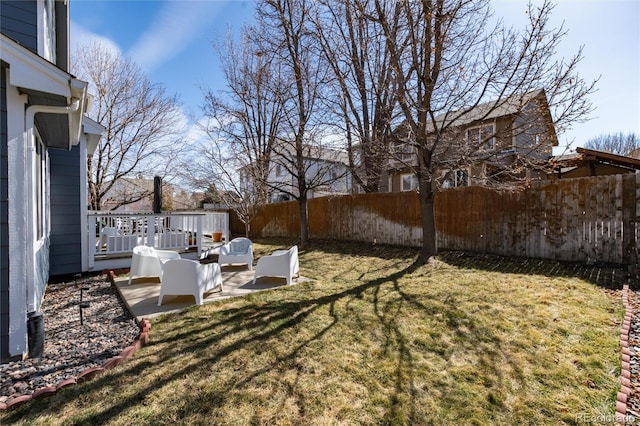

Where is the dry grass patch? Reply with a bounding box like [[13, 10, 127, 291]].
[[2, 239, 625, 425]]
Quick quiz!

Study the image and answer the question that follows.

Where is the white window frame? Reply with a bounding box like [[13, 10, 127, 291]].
[[400, 173, 418, 192], [442, 168, 468, 188], [466, 123, 495, 150], [34, 133, 49, 240]]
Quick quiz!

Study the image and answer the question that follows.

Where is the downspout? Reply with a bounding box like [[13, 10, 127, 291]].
[[23, 99, 80, 311]]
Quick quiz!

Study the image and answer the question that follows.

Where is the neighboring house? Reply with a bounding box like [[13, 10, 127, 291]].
[[100, 176, 197, 212], [1, 0, 103, 362], [380, 89, 557, 192], [173, 190, 202, 211], [551, 147, 640, 179], [241, 144, 352, 203]]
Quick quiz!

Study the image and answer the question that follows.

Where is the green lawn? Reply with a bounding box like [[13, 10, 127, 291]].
[[1, 239, 625, 425]]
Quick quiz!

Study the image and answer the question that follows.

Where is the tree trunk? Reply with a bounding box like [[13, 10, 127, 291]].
[[419, 183, 437, 262], [299, 196, 309, 246]]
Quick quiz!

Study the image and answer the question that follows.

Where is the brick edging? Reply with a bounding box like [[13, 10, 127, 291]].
[[0, 271, 152, 412], [617, 283, 632, 424]]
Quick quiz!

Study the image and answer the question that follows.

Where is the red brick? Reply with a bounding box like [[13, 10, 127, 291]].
[[120, 345, 137, 359], [56, 378, 77, 390], [31, 386, 58, 400], [6, 395, 32, 410], [101, 356, 124, 370], [139, 332, 150, 346], [77, 367, 105, 383], [131, 339, 143, 352]]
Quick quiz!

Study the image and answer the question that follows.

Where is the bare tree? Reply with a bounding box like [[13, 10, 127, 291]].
[[257, 0, 334, 246], [191, 24, 289, 236], [73, 42, 186, 211], [192, 132, 260, 237], [370, 0, 596, 261], [584, 132, 640, 156], [313, 0, 399, 193]]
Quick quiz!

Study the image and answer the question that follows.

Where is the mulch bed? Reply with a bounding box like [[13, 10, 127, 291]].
[[624, 285, 640, 422], [0, 273, 140, 404]]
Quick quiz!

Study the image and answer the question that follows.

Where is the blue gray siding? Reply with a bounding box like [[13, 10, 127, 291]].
[[1, 61, 9, 360], [49, 147, 82, 276], [1, 1, 38, 53]]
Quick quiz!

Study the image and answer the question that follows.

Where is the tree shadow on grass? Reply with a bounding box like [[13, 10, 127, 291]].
[[253, 236, 422, 262], [3, 247, 619, 424], [437, 250, 629, 291], [3, 259, 426, 424]]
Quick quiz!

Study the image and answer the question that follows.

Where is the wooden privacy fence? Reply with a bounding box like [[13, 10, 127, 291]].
[[237, 172, 640, 264], [436, 173, 639, 264]]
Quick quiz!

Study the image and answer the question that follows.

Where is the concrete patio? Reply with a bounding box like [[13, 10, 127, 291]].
[[114, 265, 305, 321]]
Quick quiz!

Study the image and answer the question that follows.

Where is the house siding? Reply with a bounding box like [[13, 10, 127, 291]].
[[1, 62, 9, 360], [494, 116, 514, 150], [1, 1, 38, 54], [49, 146, 82, 276]]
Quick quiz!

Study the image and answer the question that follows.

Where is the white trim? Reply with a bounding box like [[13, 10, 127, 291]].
[[80, 135, 89, 272], [1, 34, 70, 98], [1, 34, 88, 149], [7, 82, 29, 357], [80, 117, 105, 271], [82, 116, 105, 155]]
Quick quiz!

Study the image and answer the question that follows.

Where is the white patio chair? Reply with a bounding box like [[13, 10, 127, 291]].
[[128, 245, 181, 284], [218, 237, 254, 270], [98, 226, 119, 250], [158, 259, 223, 306], [253, 245, 299, 285]]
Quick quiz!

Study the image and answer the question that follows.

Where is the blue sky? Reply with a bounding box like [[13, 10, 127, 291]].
[[70, 0, 639, 151]]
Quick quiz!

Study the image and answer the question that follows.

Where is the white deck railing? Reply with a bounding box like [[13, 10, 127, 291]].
[[87, 211, 229, 270]]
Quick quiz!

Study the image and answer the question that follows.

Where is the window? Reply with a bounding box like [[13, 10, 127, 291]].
[[275, 164, 284, 177], [442, 169, 468, 188], [35, 136, 48, 239], [466, 124, 495, 149], [394, 142, 415, 162], [401, 173, 418, 191], [270, 192, 290, 203]]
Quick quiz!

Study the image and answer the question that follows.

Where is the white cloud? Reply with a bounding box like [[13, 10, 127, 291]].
[[70, 21, 122, 58], [126, 1, 225, 73]]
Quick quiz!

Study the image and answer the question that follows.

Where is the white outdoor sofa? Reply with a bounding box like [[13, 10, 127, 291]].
[[158, 259, 223, 306], [253, 245, 299, 285]]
